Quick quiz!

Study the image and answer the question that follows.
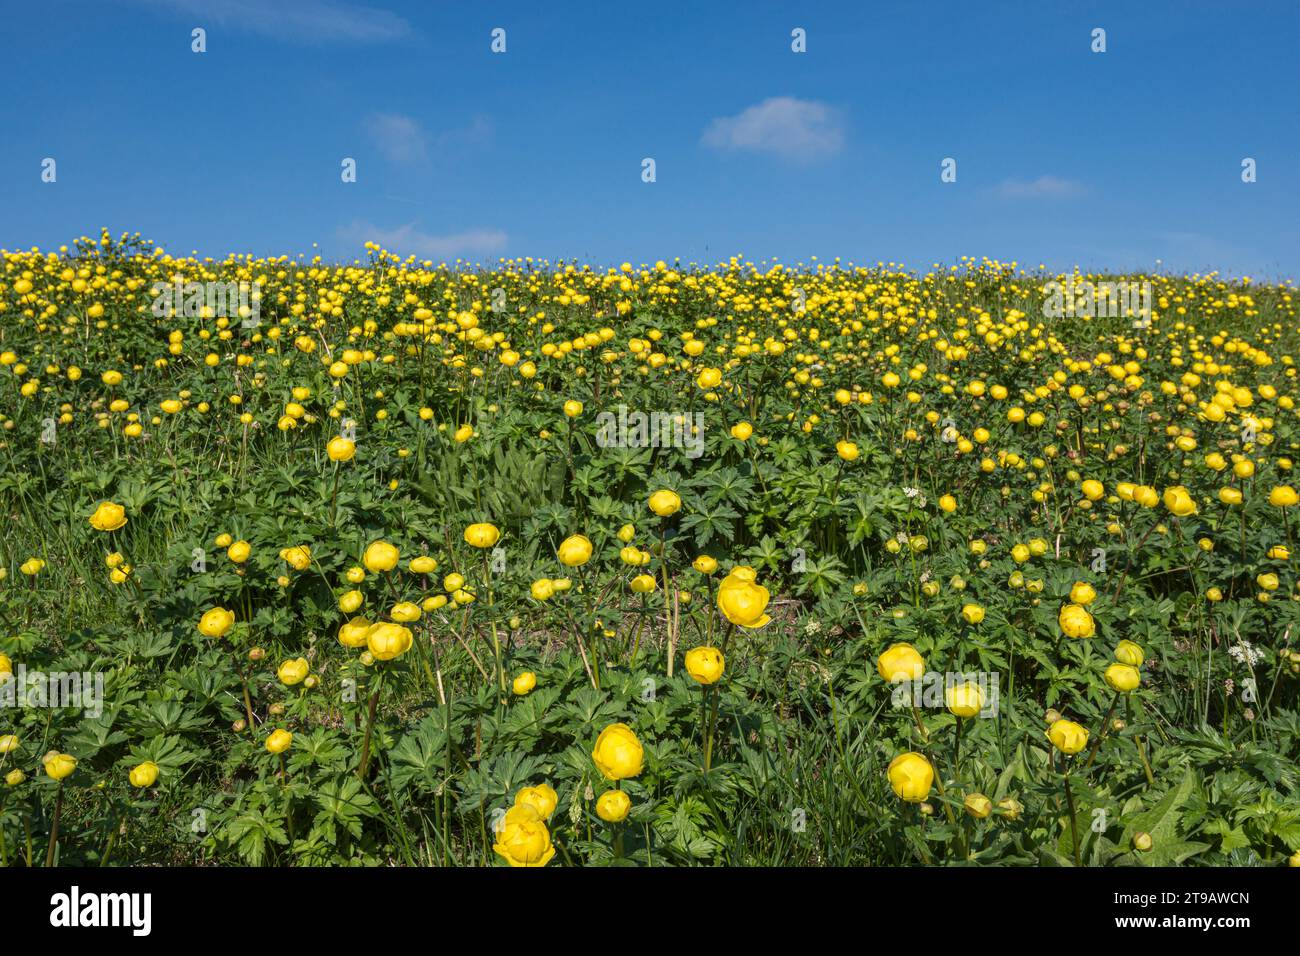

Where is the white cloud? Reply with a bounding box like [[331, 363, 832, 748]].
[[701, 97, 845, 162], [136, 0, 414, 45], [363, 113, 430, 166], [995, 176, 1084, 199], [337, 221, 507, 260]]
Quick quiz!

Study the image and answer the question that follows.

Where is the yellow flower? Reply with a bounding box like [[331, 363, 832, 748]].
[[1133, 485, 1160, 508], [684, 646, 725, 685], [946, 682, 984, 718], [277, 658, 309, 686], [730, 421, 753, 441], [408, 555, 438, 574], [1268, 485, 1298, 507], [5, 769, 24, 787], [630, 574, 657, 593], [938, 494, 957, 513], [227, 540, 251, 563], [1114, 640, 1145, 666], [1104, 663, 1141, 692], [1257, 572, 1279, 591], [1162, 485, 1197, 517], [366, 622, 414, 661], [43, 752, 78, 781], [591, 723, 644, 781], [1047, 718, 1089, 755], [464, 523, 501, 548], [648, 489, 681, 517], [617, 523, 636, 543], [835, 440, 859, 461], [1220, 487, 1244, 505], [492, 804, 556, 867], [265, 729, 293, 754], [964, 792, 993, 819], [557, 534, 593, 567], [454, 424, 474, 442], [716, 566, 771, 628], [960, 603, 985, 625], [363, 540, 400, 572], [338, 589, 364, 614], [129, 761, 159, 788], [87, 501, 127, 532], [197, 607, 235, 638], [338, 617, 373, 648], [1058, 603, 1096, 639], [326, 436, 356, 462], [515, 784, 558, 820], [280, 545, 311, 571], [530, 578, 555, 601], [1080, 479, 1104, 501], [596, 790, 632, 823], [563, 399, 583, 417], [876, 643, 925, 683], [390, 601, 421, 622], [886, 752, 934, 802], [0, 734, 18, 754], [692, 555, 718, 574], [512, 671, 537, 695], [1069, 581, 1097, 605]]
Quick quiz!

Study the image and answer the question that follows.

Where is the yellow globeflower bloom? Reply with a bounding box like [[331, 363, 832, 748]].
[[129, 761, 160, 788], [887, 752, 934, 802], [1104, 663, 1141, 692], [464, 523, 501, 548], [87, 501, 127, 532], [1162, 485, 1197, 517], [43, 752, 78, 781], [648, 489, 681, 517], [1047, 719, 1089, 755], [684, 646, 725, 685], [492, 804, 556, 867], [1268, 485, 1298, 507], [265, 729, 293, 754], [876, 643, 925, 683], [591, 723, 644, 781], [512, 671, 537, 695], [945, 682, 984, 718], [338, 617, 372, 648], [1114, 640, 1145, 666], [515, 783, 558, 820], [596, 789, 632, 823], [366, 622, 414, 661], [1058, 603, 1096, 639], [716, 566, 771, 628], [363, 539, 400, 572], [557, 534, 593, 566], [197, 607, 235, 638], [326, 436, 355, 461], [277, 658, 309, 686]]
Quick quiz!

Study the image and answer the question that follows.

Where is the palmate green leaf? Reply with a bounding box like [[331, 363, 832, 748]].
[[1117, 766, 1203, 865]]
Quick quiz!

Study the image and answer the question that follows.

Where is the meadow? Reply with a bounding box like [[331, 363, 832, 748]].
[[1, 230, 1298, 867]]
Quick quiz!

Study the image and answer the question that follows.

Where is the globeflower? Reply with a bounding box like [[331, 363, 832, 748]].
[[463, 523, 501, 548], [326, 436, 355, 462], [960, 603, 985, 625], [684, 646, 725, 685], [557, 534, 593, 567], [129, 761, 159, 788], [592, 723, 644, 781], [1058, 603, 1096, 639], [876, 643, 925, 683], [596, 789, 632, 823], [945, 682, 984, 718], [277, 658, 309, 686], [512, 671, 537, 695], [716, 566, 771, 628], [338, 617, 372, 648], [88, 501, 127, 532], [1047, 719, 1089, 755], [366, 622, 413, 661], [492, 804, 556, 867], [648, 489, 681, 517], [197, 607, 235, 638], [265, 729, 293, 754], [887, 752, 933, 802], [1162, 485, 1197, 517], [1268, 485, 1298, 507], [1104, 663, 1141, 692], [43, 752, 77, 781], [363, 539, 400, 572], [515, 784, 558, 820]]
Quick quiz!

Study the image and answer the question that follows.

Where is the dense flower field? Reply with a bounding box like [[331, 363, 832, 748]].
[[1, 230, 1298, 867]]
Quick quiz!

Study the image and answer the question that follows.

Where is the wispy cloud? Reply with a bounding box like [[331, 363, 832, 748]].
[[701, 97, 845, 162], [337, 221, 508, 260], [994, 175, 1084, 199], [363, 113, 495, 167], [363, 113, 430, 166], [135, 0, 414, 45]]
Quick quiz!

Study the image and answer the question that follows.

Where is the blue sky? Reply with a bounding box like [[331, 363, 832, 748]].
[[1, 0, 1297, 276]]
